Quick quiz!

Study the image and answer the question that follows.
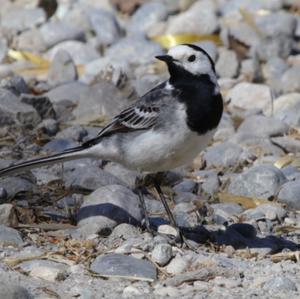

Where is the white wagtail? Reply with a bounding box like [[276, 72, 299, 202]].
[[0, 44, 223, 242]]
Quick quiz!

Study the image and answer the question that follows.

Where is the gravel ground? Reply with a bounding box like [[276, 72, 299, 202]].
[[0, 0, 300, 298]]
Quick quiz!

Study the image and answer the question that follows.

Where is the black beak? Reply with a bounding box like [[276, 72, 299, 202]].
[[155, 55, 174, 63]]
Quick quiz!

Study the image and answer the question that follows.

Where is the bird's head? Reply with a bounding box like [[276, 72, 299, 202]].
[[156, 44, 216, 81]]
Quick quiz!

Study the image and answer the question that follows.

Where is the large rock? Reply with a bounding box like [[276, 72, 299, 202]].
[[0, 88, 41, 127], [90, 254, 156, 281], [228, 165, 286, 199], [227, 83, 272, 115], [77, 184, 143, 229]]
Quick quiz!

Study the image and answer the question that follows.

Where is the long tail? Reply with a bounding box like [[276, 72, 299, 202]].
[[0, 146, 92, 178]]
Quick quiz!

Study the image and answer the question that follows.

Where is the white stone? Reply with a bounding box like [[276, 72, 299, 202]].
[[227, 82, 272, 115], [165, 254, 190, 275], [157, 224, 179, 238]]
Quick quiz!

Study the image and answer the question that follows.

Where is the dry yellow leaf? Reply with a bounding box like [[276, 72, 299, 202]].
[[151, 34, 222, 49], [218, 193, 269, 209], [8, 49, 49, 67], [274, 155, 296, 169]]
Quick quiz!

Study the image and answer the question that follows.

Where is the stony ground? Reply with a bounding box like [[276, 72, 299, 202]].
[[0, 0, 300, 298]]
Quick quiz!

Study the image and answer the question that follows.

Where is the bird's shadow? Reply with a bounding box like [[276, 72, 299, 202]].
[[180, 223, 300, 253], [75, 203, 299, 253]]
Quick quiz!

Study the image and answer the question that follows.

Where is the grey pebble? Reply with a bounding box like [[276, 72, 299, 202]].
[[55, 125, 88, 142], [47, 41, 100, 64], [256, 35, 293, 60], [13, 28, 47, 52], [173, 179, 198, 193], [255, 11, 297, 37], [227, 82, 272, 115], [77, 184, 142, 228], [1, 8, 46, 32], [279, 66, 300, 93], [108, 223, 141, 241], [106, 34, 163, 65], [201, 173, 220, 195], [0, 177, 35, 201], [104, 162, 138, 189], [0, 204, 17, 227], [36, 119, 59, 136], [272, 93, 300, 128], [238, 115, 289, 137], [228, 165, 286, 199], [129, 2, 168, 34], [213, 113, 235, 141], [89, 9, 123, 46], [20, 94, 56, 120], [271, 136, 300, 154], [151, 243, 173, 266], [0, 281, 32, 299], [263, 57, 289, 83], [204, 142, 243, 168], [165, 254, 190, 275], [166, 0, 219, 35], [0, 38, 8, 63], [1, 76, 30, 96], [216, 48, 239, 78], [277, 180, 300, 209], [48, 50, 78, 87], [18, 260, 68, 282], [90, 254, 157, 281], [0, 88, 41, 127], [264, 276, 297, 292], [0, 225, 23, 247], [40, 21, 85, 49], [62, 159, 125, 191], [43, 139, 79, 153]]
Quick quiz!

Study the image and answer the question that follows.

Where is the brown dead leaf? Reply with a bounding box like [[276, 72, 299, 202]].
[[271, 251, 300, 263]]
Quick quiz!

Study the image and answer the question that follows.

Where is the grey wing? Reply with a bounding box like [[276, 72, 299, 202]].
[[81, 82, 172, 147]]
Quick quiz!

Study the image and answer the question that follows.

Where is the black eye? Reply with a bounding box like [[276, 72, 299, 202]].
[[188, 55, 196, 62]]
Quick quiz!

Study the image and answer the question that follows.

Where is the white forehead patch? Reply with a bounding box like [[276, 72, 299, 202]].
[[167, 45, 196, 59]]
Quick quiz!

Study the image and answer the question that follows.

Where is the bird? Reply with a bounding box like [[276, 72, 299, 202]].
[[0, 44, 223, 245]]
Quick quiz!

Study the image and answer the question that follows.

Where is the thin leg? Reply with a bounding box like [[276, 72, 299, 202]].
[[137, 188, 152, 233], [153, 180, 178, 228], [154, 179, 197, 250], [135, 176, 154, 234]]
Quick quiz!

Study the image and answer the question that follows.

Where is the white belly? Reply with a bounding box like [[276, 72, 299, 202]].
[[122, 128, 215, 172]]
